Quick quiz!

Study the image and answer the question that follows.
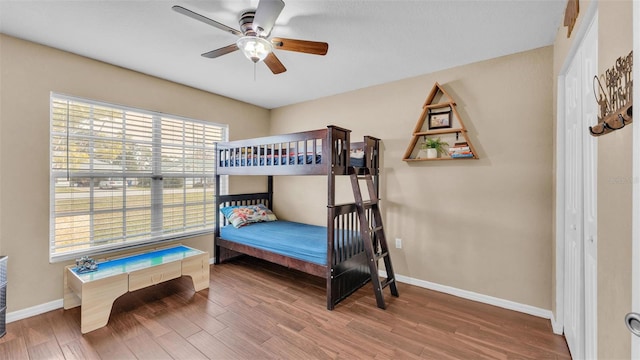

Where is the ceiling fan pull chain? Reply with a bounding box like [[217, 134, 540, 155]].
[[254, 62, 257, 82]]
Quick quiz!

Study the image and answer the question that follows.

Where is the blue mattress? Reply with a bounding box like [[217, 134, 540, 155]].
[[220, 220, 328, 265]]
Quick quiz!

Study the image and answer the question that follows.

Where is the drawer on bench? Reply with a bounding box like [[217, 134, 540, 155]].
[[128, 261, 181, 291]]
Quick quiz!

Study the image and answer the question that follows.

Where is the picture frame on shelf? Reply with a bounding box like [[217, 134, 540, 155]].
[[428, 110, 452, 130]]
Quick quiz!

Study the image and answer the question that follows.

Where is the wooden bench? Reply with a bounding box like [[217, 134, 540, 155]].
[[63, 245, 209, 333]]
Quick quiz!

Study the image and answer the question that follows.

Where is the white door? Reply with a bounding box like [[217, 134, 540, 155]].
[[564, 46, 585, 360], [582, 16, 598, 359], [563, 15, 598, 360]]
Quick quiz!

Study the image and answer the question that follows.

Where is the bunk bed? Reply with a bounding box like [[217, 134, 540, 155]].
[[214, 125, 380, 310]]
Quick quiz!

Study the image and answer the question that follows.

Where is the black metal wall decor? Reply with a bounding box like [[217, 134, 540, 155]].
[[589, 50, 633, 137]]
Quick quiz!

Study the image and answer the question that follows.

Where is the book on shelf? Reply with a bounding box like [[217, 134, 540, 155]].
[[451, 153, 474, 158], [448, 141, 474, 158]]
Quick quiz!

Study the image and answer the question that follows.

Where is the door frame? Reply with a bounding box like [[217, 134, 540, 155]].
[[554, 0, 598, 338], [631, 1, 640, 357]]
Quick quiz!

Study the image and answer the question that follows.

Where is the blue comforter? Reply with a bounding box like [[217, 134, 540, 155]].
[[220, 220, 328, 265]]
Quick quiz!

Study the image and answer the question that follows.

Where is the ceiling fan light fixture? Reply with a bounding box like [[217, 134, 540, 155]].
[[236, 36, 272, 63]]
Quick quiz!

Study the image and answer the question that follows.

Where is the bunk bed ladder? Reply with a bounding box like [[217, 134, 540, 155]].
[[349, 167, 399, 309]]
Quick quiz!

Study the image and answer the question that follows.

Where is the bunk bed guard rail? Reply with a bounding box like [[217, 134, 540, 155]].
[[215, 126, 351, 176]]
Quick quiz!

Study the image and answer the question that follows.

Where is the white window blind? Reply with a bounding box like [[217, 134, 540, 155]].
[[50, 93, 227, 261]]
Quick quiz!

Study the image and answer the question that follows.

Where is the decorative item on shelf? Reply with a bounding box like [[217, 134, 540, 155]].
[[75, 256, 98, 273], [418, 137, 448, 159], [402, 82, 479, 161], [589, 51, 633, 137], [428, 109, 452, 130]]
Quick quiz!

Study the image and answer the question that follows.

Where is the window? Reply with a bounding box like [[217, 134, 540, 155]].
[[50, 93, 227, 261]]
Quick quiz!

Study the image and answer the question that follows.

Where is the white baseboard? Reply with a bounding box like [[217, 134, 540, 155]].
[[381, 270, 553, 320], [550, 313, 563, 335], [6, 299, 63, 324]]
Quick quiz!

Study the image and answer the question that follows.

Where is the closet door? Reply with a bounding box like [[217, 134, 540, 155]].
[[562, 15, 598, 359], [563, 47, 585, 360], [581, 17, 598, 360]]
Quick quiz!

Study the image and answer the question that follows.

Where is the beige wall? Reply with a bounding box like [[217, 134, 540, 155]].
[[552, 1, 634, 359], [271, 47, 554, 309], [597, 1, 633, 358], [0, 34, 270, 312]]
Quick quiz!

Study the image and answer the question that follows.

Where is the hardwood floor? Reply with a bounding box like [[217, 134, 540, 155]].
[[0, 257, 571, 359]]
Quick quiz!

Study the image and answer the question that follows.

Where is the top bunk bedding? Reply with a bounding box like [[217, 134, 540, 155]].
[[216, 125, 379, 176], [220, 152, 362, 167]]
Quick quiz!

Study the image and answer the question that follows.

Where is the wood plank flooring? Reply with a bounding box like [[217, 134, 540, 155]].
[[0, 257, 571, 359]]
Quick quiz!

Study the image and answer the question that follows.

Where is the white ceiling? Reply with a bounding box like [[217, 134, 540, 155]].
[[0, 0, 566, 109]]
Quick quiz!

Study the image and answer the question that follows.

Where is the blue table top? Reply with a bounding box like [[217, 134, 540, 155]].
[[71, 245, 204, 282]]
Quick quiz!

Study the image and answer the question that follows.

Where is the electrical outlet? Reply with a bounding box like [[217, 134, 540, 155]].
[[395, 238, 402, 249]]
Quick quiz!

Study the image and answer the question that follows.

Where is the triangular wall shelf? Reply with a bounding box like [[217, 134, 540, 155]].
[[402, 82, 479, 161]]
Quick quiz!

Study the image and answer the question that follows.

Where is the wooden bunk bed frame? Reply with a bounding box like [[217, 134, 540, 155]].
[[214, 125, 381, 310]]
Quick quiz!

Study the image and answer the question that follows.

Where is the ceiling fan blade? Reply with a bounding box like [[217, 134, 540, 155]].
[[172, 5, 242, 36], [271, 37, 328, 55], [253, 0, 285, 37], [264, 52, 287, 74], [201, 44, 239, 59]]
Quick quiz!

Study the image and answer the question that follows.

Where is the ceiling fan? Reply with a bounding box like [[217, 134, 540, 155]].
[[172, 0, 328, 75]]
